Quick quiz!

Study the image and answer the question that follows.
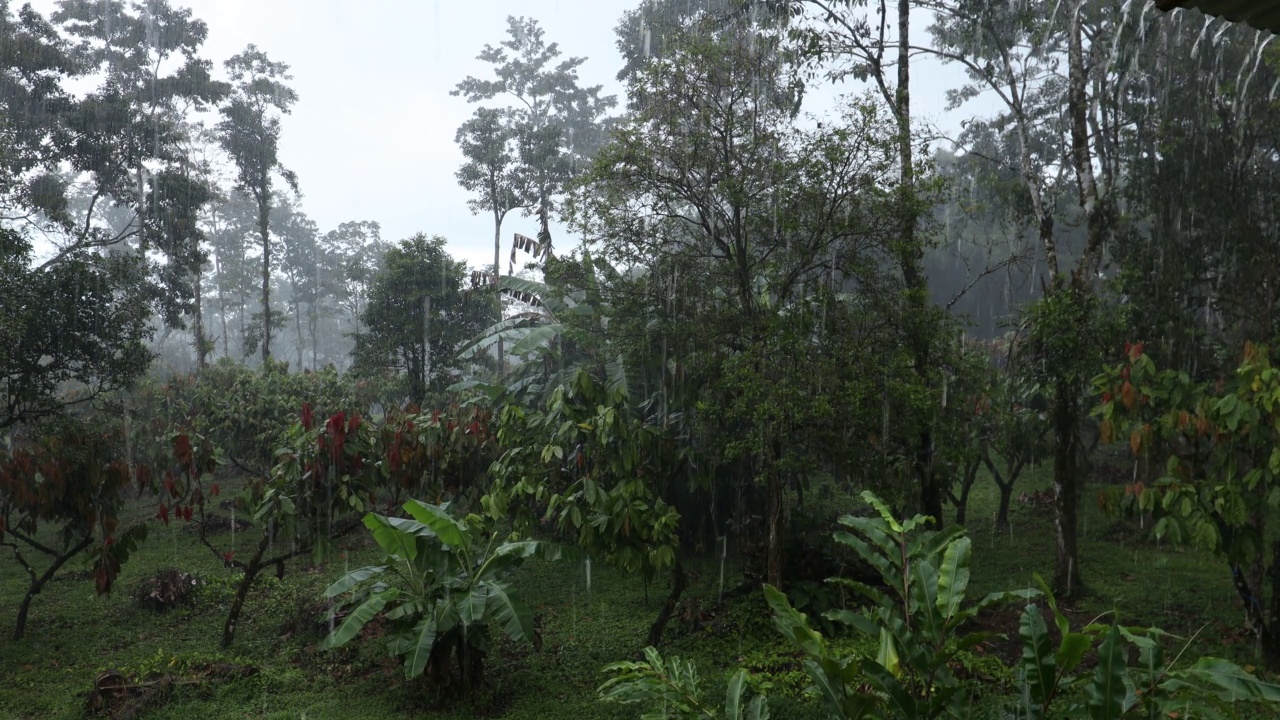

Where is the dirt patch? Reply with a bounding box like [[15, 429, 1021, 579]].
[[181, 513, 253, 535], [85, 663, 258, 719], [133, 568, 203, 612]]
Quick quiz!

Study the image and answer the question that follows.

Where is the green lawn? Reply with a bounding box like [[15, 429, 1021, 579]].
[[0, 459, 1270, 719]]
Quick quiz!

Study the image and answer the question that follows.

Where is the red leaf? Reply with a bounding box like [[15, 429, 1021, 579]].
[[174, 434, 193, 470], [1121, 381, 1137, 410], [211, 483, 220, 497], [158, 503, 169, 525], [301, 402, 314, 431]]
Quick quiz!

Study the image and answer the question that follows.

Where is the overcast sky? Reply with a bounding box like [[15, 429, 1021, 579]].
[[28, 0, 1000, 270]]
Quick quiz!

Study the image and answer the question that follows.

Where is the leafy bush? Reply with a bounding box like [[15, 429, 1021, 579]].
[[1014, 573, 1280, 718], [0, 417, 150, 640], [127, 358, 358, 469], [321, 500, 563, 698], [766, 491, 1034, 719], [599, 646, 769, 720], [763, 491, 1280, 719]]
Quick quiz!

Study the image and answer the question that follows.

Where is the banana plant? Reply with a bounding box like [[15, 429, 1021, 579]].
[[599, 646, 770, 720], [1017, 572, 1280, 719], [453, 251, 661, 409], [767, 491, 1037, 719], [321, 500, 564, 695]]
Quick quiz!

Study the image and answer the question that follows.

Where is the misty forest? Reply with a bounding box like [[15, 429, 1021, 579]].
[[5, 0, 1280, 717]]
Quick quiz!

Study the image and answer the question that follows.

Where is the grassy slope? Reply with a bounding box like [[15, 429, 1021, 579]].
[[0, 459, 1268, 719]]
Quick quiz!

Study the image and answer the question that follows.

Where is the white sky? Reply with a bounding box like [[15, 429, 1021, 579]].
[[26, 0, 999, 270]]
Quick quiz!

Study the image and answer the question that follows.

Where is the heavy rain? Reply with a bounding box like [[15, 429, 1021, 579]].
[[2, 0, 1280, 717]]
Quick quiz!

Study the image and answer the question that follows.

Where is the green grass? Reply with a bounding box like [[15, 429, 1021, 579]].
[[1, 459, 1272, 719]]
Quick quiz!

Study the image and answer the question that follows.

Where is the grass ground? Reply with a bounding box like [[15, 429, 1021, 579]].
[[0, 455, 1271, 719]]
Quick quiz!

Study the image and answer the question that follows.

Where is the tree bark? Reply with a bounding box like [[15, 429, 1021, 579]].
[[222, 532, 270, 648], [493, 208, 504, 373], [258, 191, 272, 364], [765, 467, 785, 589], [646, 561, 687, 647], [12, 536, 93, 641], [950, 458, 980, 525], [1052, 375, 1083, 597], [216, 251, 230, 358], [193, 268, 208, 370], [890, 0, 942, 527]]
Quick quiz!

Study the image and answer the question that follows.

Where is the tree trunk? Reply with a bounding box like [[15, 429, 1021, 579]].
[[891, 0, 941, 527], [259, 196, 272, 364], [222, 532, 270, 648], [952, 458, 980, 525], [309, 298, 319, 369], [216, 251, 230, 358], [12, 536, 93, 641], [765, 468, 784, 589], [1267, 540, 1280, 668], [646, 561, 687, 647], [293, 293, 304, 371], [1052, 377, 1083, 597], [995, 482, 1014, 533], [238, 287, 246, 359], [193, 268, 208, 370], [493, 209, 503, 374]]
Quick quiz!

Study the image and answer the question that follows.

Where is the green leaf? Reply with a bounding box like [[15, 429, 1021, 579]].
[[765, 584, 824, 658], [936, 535, 972, 621], [405, 603, 457, 679], [323, 565, 387, 598], [500, 275, 569, 316], [1086, 624, 1126, 720], [321, 587, 399, 650], [860, 660, 915, 718], [403, 500, 469, 550], [1185, 656, 1280, 702], [1020, 604, 1056, 712], [510, 323, 565, 356], [860, 490, 904, 532], [823, 608, 878, 636], [1057, 632, 1093, 676], [726, 668, 747, 720], [876, 626, 901, 679], [363, 513, 419, 560], [483, 580, 536, 643], [801, 656, 851, 720]]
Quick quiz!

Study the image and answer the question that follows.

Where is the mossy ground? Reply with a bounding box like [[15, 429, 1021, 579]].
[[0, 455, 1269, 719]]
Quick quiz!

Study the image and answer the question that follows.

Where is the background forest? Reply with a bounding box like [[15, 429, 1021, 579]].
[[4, 0, 1280, 718]]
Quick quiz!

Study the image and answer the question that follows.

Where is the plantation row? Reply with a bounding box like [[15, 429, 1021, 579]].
[[3, 356, 1280, 717]]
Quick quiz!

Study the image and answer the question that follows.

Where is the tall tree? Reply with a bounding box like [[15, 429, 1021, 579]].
[[779, 0, 949, 523], [0, 1, 217, 422], [323, 220, 384, 341], [453, 16, 616, 370], [576, 14, 907, 589], [274, 196, 321, 370], [352, 234, 488, 405], [453, 105, 529, 355], [217, 44, 298, 365], [927, 0, 1134, 595]]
